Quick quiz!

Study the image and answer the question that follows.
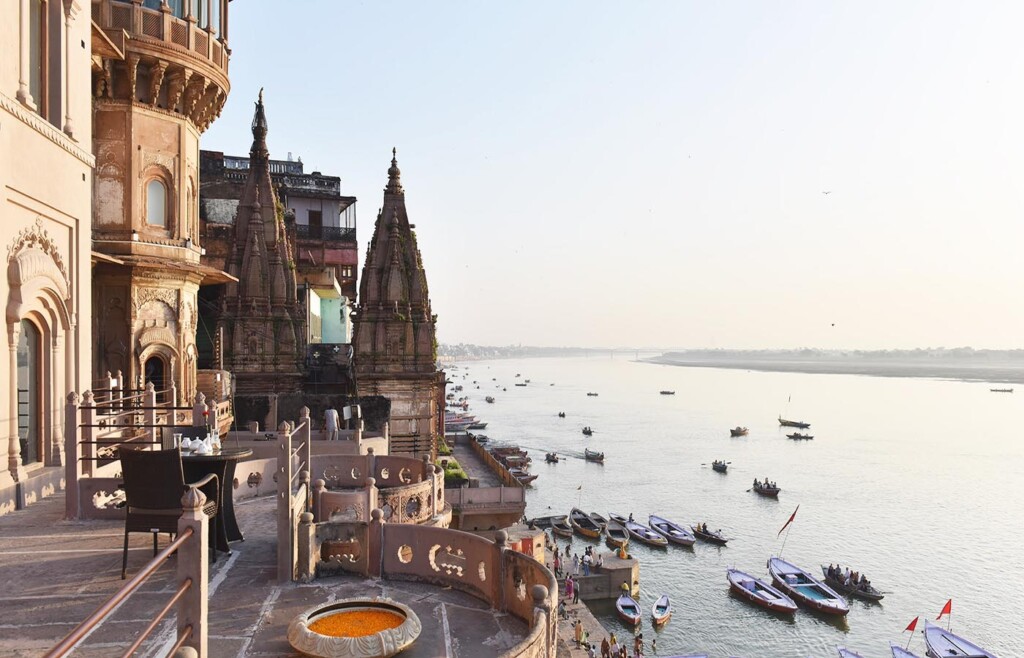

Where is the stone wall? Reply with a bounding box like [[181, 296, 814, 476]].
[[233, 393, 390, 433]]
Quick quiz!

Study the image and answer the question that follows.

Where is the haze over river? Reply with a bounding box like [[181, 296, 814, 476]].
[[447, 356, 1022, 658]]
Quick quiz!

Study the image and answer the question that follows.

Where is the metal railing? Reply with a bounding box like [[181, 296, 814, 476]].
[[277, 410, 312, 582], [295, 224, 356, 241]]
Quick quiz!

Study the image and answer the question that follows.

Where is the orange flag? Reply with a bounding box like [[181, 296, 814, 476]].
[[905, 616, 919, 632], [937, 599, 952, 619], [777, 505, 799, 537]]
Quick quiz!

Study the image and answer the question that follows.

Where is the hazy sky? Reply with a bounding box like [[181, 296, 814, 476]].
[[204, 1, 1024, 350]]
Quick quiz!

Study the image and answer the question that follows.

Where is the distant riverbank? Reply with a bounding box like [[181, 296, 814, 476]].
[[645, 353, 1024, 384]]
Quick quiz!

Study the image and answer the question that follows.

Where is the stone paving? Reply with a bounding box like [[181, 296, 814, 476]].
[[447, 435, 502, 487], [0, 492, 529, 657]]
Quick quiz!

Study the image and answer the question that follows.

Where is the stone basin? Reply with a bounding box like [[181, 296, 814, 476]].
[[287, 597, 421, 658]]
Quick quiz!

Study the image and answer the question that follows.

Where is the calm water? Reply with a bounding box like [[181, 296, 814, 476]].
[[448, 356, 1023, 658]]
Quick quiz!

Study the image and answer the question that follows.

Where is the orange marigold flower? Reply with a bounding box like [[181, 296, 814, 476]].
[[309, 609, 404, 638]]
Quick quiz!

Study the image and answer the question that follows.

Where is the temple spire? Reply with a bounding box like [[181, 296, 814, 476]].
[[250, 88, 268, 162], [385, 147, 403, 195]]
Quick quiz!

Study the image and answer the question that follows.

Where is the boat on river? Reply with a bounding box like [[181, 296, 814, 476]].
[[712, 460, 728, 473], [648, 514, 696, 546], [888, 643, 920, 658], [584, 448, 605, 463], [557, 412, 566, 418], [767, 557, 849, 616], [615, 593, 641, 625], [586, 392, 599, 397], [730, 427, 749, 437], [588, 512, 607, 531], [778, 417, 811, 429], [527, 515, 561, 529], [582, 426, 593, 436], [569, 508, 603, 538], [923, 620, 998, 658], [660, 390, 676, 395], [551, 516, 573, 538], [651, 594, 672, 624], [509, 468, 537, 484], [726, 568, 797, 613], [837, 649, 865, 658], [787, 433, 814, 440], [544, 453, 559, 463], [691, 525, 729, 545], [753, 481, 781, 497], [605, 519, 629, 548], [468, 421, 487, 430], [485, 396, 495, 403], [624, 520, 669, 547], [819, 566, 884, 601], [990, 388, 1013, 393], [514, 383, 527, 387]]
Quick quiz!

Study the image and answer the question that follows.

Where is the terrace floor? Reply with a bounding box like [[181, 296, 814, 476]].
[[0, 492, 529, 657]]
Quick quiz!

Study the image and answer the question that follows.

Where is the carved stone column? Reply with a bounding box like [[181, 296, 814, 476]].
[[7, 324, 26, 483]]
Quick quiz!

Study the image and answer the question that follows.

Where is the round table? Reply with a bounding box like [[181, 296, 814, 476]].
[[181, 447, 254, 553]]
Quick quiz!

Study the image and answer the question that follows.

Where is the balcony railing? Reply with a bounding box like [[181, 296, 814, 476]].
[[295, 225, 356, 242]]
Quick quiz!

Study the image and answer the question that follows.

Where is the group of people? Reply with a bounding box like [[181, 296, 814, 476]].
[[826, 563, 872, 590], [554, 543, 604, 580], [572, 626, 651, 658], [753, 478, 778, 489]]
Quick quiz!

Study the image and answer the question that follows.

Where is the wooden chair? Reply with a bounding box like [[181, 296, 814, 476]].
[[118, 447, 219, 579]]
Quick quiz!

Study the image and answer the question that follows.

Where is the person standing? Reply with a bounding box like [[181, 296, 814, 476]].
[[574, 619, 583, 648], [324, 405, 340, 441], [573, 579, 581, 604], [601, 636, 611, 658]]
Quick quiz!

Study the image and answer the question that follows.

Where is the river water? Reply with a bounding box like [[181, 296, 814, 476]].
[[447, 356, 1022, 658]]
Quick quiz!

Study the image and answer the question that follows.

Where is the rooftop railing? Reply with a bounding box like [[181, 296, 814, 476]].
[[295, 225, 356, 242]]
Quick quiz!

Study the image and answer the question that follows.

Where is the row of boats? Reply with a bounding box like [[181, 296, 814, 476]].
[[529, 509, 729, 548]]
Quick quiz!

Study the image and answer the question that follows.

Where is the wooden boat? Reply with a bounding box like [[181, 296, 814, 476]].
[[766, 557, 849, 616], [787, 433, 814, 440], [819, 566, 884, 601], [624, 520, 669, 547], [648, 515, 696, 546], [485, 396, 495, 403], [509, 468, 537, 484], [889, 642, 921, 658], [778, 416, 811, 429], [514, 383, 527, 387], [557, 412, 566, 418], [923, 620, 997, 658], [569, 508, 603, 538], [582, 427, 593, 436], [730, 427, 749, 437], [990, 388, 1013, 393], [586, 392, 599, 397], [588, 512, 607, 531], [584, 448, 605, 463], [551, 516, 573, 538], [608, 513, 628, 525], [712, 460, 728, 473], [753, 481, 781, 497], [726, 568, 798, 613], [526, 515, 559, 529], [615, 593, 641, 626], [690, 525, 729, 545], [544, 453, 559, 463], [467, 421, 487, 429], [659, 390, 676, 395], [651, 594, 672, 624], [837, 649, 865, 658], [605, 519, 630, 548]]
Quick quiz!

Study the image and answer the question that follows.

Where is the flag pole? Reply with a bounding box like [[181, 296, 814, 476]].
[[779, 520, 793, 558]]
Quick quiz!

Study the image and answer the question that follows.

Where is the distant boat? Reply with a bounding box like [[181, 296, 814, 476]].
[[753, 481, 781, 497], [582, 427, 593, 436], [712, 460, 728, 473], [690, 525, 729, 545], [544, 453, 559, 464], [557, 412, 566, 418], [888, 642, 921, 658], [569, 508, 602, 539], [837, 649, 865, 658], [485, 396, 495, 403], [819, 566, 884, 601], [615, 593, 642, 626], [726, 568, 797, 614], [730, 427, 749, 437], [551, 516, 573, 537], [659, 390, 676, 395], [786, 433, 814, 440], [778, 416, 811, 429], [923, 620, 997, 658], [584, 448, 605, 463], [766, 557, 848, 616], [605, 519, 630, 549], [651, 594, 672, 625], [467, 421, 487, 430], [586, 392, 599, 397], [514, 383, 527, 387], [990, 388, 1013, 393], [648, 514, 696, 546]]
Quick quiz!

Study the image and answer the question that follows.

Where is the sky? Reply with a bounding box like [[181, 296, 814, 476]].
[[203, 1, 1024, 350]]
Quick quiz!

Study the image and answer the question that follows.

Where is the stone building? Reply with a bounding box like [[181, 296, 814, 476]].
[[1, 1, 97, 510], [89, 0, 233, 403], [352, 151, 445, 459]]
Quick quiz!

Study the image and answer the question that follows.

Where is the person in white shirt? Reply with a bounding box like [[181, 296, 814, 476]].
[[324, 406, 340, 441]]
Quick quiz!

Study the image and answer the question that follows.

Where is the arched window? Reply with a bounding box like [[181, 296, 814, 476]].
[[16, 320, 42, 466], [146, 179, 167, 227]]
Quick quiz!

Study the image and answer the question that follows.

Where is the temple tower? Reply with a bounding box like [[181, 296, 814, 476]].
[[352, 151, 444, 458], [217, 92, 303, 394], [90, 0, 232, 402]]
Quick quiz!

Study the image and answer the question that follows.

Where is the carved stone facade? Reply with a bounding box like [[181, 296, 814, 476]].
[[351, 152, 445, 459], [216, 93, 304, 394], [90, 0, 233, 402]]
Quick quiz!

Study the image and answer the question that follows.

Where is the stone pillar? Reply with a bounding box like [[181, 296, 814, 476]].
[[296, 511, 315, 583], [177, 486, 209, 658], [64, 392, 82, 519], [364, 477, 377, 518], [312, 478, 325, 522], [299, 406, 311, 477], [7, 324, 25, 483], [367, 508, 383, 578], [61, 0, 78, 137], [16, 0, 35, 108]]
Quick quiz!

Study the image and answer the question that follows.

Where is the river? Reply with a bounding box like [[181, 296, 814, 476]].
[[447, 356, 1022, 657]]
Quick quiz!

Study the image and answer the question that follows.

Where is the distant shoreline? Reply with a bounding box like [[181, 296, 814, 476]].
[[643, 355, 1024, 384]]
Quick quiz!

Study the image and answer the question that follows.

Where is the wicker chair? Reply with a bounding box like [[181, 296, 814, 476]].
[[118, 447, 219, 579]]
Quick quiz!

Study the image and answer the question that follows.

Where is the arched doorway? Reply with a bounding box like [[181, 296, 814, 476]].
[[16, 320, 41, 466], [144, 355, 166, 401]]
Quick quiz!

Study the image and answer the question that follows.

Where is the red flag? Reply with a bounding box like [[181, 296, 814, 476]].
[[905, 616, 919, 632], [777, 505, 799, 537], [937, 599, 952, 619]]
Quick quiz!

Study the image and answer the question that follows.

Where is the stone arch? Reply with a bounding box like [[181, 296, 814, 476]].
[[141, 164, 174, 231]]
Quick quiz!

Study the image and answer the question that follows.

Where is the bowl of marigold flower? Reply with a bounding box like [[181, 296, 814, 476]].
[[287, 597, 421, 657]]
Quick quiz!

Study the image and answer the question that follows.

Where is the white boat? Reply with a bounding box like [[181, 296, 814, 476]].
[[923, 620, 998, 658], [889, 643, 921, 658], [766, 556, 849, 616], [838, 649, 865, 658]]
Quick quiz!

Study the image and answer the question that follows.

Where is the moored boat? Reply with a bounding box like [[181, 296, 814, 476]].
[[753, 481, 781, 497], [730, 427, 749, 437], [889, 643, 920, 658], [526, 515, 558, 529], [726, 568, 798, 613], [691, 525, 729, 545], [648, 514, 696, 546], [467, 421, 487, 430], [615, 593, 641, 626], [651, 594, 672, 624], [605, 519, 630, 548], [588, 512, 607, 531], [766, 557, 849, 616], [819, 566, 884, 601], [569, 508, 603, 538], [712, 460, 728, 473], [509, 468, 537, 484], [923, 620, 997, 658], [584, 448, 605, 463], [659, 390, 676, 395], [608, 513, 628, 525], [837, 649, 865, 658], [624, 520, 669, 547], [787, 433, 814, 440], [551, 516, 573, 537], [778, 416, 811, 429]]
